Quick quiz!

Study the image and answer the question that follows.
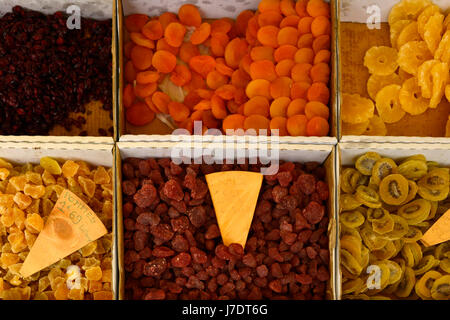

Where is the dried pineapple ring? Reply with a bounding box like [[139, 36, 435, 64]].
[[372, 241, 397, 260], [423, 12, 444, 54], [418, 60, 441, 99], [375, 84, 406, 123], [341, 210, 366, 229], [431, 275, 450, 300], [435, 30, 450, 64], [340, 193, 363, 211], [371, 158, 398, 185], [356, 185, 382, 208], [397, 157, 428, 180], [398, 78, 429, 117], [360, 226, 387, 250], [382, 215, 409, 240], [398, 199, 431, 225], [398, 68, 413, 81], [342, 120, 370, 135], [341, 249, 363, 277], [355, 152, 382, 176], [398, 41, 433, 75], [414, 255, 436, 276], [396, 21, 421, 50], [403, 226, 423, 243], [429, 62, 449, 109], [363, 116, 387, 136], [379, 174, 409, 205], [388, 0, 432, 26], [341, 93, 375, 124], [418, 5, 442, 38], [415, 270, 442, 299], [391, 20, 413, 48], [364, 46, 399, 76], [418, 168, 449, 191], [367, 73, 402, 100]]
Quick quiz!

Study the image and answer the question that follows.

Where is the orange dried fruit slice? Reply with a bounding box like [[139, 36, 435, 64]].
[[388, 0, 432, 26], [390, 20, 413, 48], [342, 120, 370, 135], [397, 41, 432, 75], [396, 21, 421, 50], [434, 30, 450, 64], [417, 4, 441, 38], [423, 12, 444, 54], [364, 46, 399, 76], [399, 77, 429, 115], [367, 73, 402, 100], [364, 116, 387, 136], [341, 93, 374, 124], [375, 84, 405, 123]]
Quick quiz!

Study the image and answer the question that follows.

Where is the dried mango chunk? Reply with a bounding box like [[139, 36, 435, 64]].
[[375, 84, 406, 123], [364, 46, 399, 76], [341, 93, 374, 124], [40, 157, 62, 175]]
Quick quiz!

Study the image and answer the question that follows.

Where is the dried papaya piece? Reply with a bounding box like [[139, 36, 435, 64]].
[[379, 174, 409, 205]]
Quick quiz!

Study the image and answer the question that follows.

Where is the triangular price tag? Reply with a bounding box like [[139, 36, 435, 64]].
[[20, 189, 107, 278], [205, 171, 263, 249], [421, 209, 450, 247]]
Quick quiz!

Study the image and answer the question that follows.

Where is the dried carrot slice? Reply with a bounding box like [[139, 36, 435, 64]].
[[307, 0, 330, 18], [159, 12, 178, 30], [206, 71, 229, 90], [210, 33, 230, 57], [152, 91, 170, 114], [270, 97, 291, 117], [191, 22, 211, 45], [250, 46, 274, 62], [270, 76, 292, 99], [134, 82, 157, 98], [211, 18, 233, 35], [170, 64, 192, 86], [310, 62, 330, 84], [126, 101, 155, 126], [224, 38, 249, 69], [291, 81, 311, 99], [130, 32, 155, 49], [291, 63, 313, 83], [258, 11, 283, 27], [168, 101, 190, 122], [123, 84, 135, 109], [222, 114, 245, 132], [189, 55, 216, 78], [259, 0, 281, 14], [178, 4, 202, 27], [211, 94, 228, 119], [306, 116, 329, 136], [236, 10, 254, 37], [136, 70, 160, 84], [231, 69, 251, 88], [278, 27, 299, 46], [298, 17, 314, 34], [286, 114, 308, 136], [311, 16, 331, 37], [257, 26, 280, 48], [305, 101, 329, 120], [275, 59, 295, 77], [246, 79, 271, 99], [244, 96, 270, 117], [125, 61, 137, 83], [125, 14, 149, 32], [307, 82, 330, 104], [250, 60, 277, 81], [287, 98, 307, 117], [152, 50, 177, 73], [297, 33, 314, 48], [274, 45, 297, 62], [142, 20, 164, 41], [156, 38, 179, 56], [280, 15, 301, 28], [244, 115, 270, 133], [270, 116, 288, 136], [130, 46, 153, 70], [179, 42, 200, 63], [216, 84, 236, 100], [164, 22, 186, 47]]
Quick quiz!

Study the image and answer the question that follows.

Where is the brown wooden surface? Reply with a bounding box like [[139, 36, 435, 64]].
[[340, 22, 449, 137]]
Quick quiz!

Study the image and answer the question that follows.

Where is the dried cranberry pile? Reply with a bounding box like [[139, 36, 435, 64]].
[[123, 158, 331, 300], [0, 6, 112, 135]]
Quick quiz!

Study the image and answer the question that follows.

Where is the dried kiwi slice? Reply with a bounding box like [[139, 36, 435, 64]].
[[431, 275, 450, 300], [398, 199, 431, 225], [428, 201, 438, 220], [418, 168, 450, 191], [385, 260, 403, 285], [418, 185, 449, 201], [379, 174, 409, 205], [439, 258, 450, 273], [402, 242, 423, 267], [395, 266, 416, 298], [372, 213, 395, 235], [414, 255, 436, 276], [340, 235, 362, 263], [415, 270, 442, 299], [361, 225, 388, 250], [367, 208, 389, 222], [397, 159, 428, 180], [341, 248, 363, 277], [382, 215, 409, 240], [402, 226, 423, 243], [342, 278, 365, 295], [371, 158, 398, 185], [366, 262, 391, 294], [340, 225, 362, 241], [340, 193, 363, 211], [372, 241, 397, 260], [355, 185, 382, 208], [403, 180, 418, 204], [341, 210, 366, 228], [360, 245, 370, 270], [355, 152, 382, 176], [341, 168, 361, 193], [434, 242, 450, 260]]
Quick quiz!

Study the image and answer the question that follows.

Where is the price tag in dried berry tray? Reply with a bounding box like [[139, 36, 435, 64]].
[[20, 189, 107, 278]]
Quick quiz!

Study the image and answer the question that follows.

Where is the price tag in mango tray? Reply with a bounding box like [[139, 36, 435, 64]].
[[20, 189, 107, 278]]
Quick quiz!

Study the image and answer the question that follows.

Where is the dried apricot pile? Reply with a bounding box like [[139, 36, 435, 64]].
[[0, 158, 113, 300], [342, 0, 450, 137], [123, 0, 332, 136], [340, 152, 450, 300]]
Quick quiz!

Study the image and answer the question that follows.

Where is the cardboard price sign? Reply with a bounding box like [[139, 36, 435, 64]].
[[421, 209, 450, 247], [20, 189, 107, 278]]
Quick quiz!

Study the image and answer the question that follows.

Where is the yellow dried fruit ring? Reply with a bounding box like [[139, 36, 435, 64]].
[[364, 116, 387, 136], [340, 235, 363, 263], [403, 180, 419, 204], [435, 30, 450, 65], [391, 19, 413, 48], [414, 255, 436, 276], [423, 12, 444, 54], [367, 73, 402, 100], [398, 199, 431, 224], [399, 77, 430, 116], [418, 184, 449, 201], [429, 62, 449, 109], [341, 210, 366, 229], [341, 93, 375, 124], [342, 120, 370, 136], [371, 158, 398, 185], [417, 4, 442, 38], [418, 168, 450, 191], [382, 214, 409, 240], [395, 266, 416, 298], [364, 46, 399, 76], [398, 41, 433, 75], [340, 193, 363, 211], [356, 185, 382, 208], [341, 168, 362, 194], [375, 84, 406, 124], [342, 278, 365, 295], [379, 174, 409, 205], [372, 213, 395, 235], [431, 275, 450, 300], [402, 226, 423, 243], [417, 60, 440, 99], [434, 242, 450, 260], [388, 0, 432, 26], [385, 259, 403, 285], [356, 152, 382, 176], [415, 270, 442, 299], [372, 240, 397, 260], [341, 225, 362, 242], [439, 258, 450, 273], [396, 21, 421, 50], [397, 158, 428, 180]]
